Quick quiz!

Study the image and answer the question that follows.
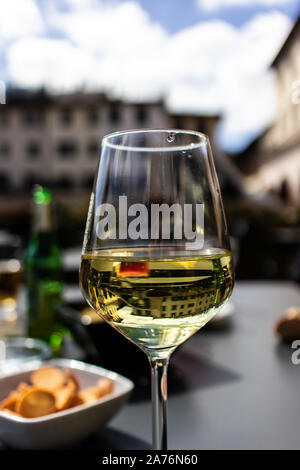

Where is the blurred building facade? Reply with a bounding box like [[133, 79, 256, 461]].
[[237, 16, 300, 205], [0, 90, 229, 193]]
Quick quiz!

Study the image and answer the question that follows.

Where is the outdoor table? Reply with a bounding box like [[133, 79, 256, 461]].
[[105, 281, 300, 450], [1, 281, 300, 450]]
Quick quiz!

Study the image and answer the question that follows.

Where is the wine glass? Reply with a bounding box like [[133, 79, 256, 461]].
[[79, 129, 234, 450]]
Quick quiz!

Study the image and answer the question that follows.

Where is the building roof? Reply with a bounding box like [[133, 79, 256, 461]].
[[5, 88, 53, 107], [271, 14, 300, 68], [3, 88, 222, 122], [170, 111, 222, 121]]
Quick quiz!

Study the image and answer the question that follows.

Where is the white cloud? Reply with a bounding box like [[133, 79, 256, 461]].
[[8, 38, 99, 92], [4, 1, 293, 150], [196, 0, 293, 12], [47, 1, 166, 55], [42, 0, 168, 99], [165, 11, 291, 149], [0, 0, 44, 40]]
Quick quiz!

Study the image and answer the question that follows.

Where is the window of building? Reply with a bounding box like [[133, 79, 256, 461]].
[[56, 176, 74, 189], [136, 106, 147, 124], [109, 106, 120, 123], [0, 114, 9, 127], [87, 140, 99, 157], [23, 111, 44, 127], [26, 141, 40, 159], [197, 118, 207, 135], [81, 175, 94, 188], [57, 140, 77, 158], [174, 118, 182, 129], [0, 172, 10, 193], [279, 179, 290, 204], [60, 109, 73, 127], [0, 142, 10, 158], [24, 174, 38, 191], [86, 109, 99, 126]]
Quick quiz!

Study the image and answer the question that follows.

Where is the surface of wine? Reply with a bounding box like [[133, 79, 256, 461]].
[[80, 249, 234, 356]]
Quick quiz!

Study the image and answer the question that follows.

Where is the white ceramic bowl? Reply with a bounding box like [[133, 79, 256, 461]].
[[0, 358, 134, 449]]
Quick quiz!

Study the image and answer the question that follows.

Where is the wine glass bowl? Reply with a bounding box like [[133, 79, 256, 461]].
[[79, 129, 234, 449]]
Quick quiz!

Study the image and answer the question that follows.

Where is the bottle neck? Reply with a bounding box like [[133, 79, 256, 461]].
[[33, 203, 52, 233]]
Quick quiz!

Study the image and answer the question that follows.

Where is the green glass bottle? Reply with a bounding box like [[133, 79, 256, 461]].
[[25, 186, 65, 354]]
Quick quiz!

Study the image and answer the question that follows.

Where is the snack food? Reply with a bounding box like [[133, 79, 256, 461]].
[[54, 380, 76, 411], [0, 393, 19, 412], [16, 389, 56, 418], [64, 369, 79, 392], [0, 366, 114, 419], [31, 367, 66, 391], [78, 387, 100, 403], [97, 378, 114, 397], [274, 307, 300, 341]]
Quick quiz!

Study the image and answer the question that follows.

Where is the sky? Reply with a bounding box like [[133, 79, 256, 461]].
[[0, 0, 299, 152]]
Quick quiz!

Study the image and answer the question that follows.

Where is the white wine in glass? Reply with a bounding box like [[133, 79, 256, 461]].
[[80, 129, 234, 449]]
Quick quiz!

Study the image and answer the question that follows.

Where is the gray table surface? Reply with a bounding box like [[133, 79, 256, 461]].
[[106, 281, 300, 450]]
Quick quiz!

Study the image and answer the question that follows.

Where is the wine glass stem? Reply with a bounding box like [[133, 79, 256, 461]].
[[149, 356, 169, 450]]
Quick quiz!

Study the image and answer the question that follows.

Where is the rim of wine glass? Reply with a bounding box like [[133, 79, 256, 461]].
[[102, 128, 208, 152]]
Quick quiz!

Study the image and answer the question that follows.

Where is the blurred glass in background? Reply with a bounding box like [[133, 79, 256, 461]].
[[25, 186, 66, 355], [0, 232, 23, 338]]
